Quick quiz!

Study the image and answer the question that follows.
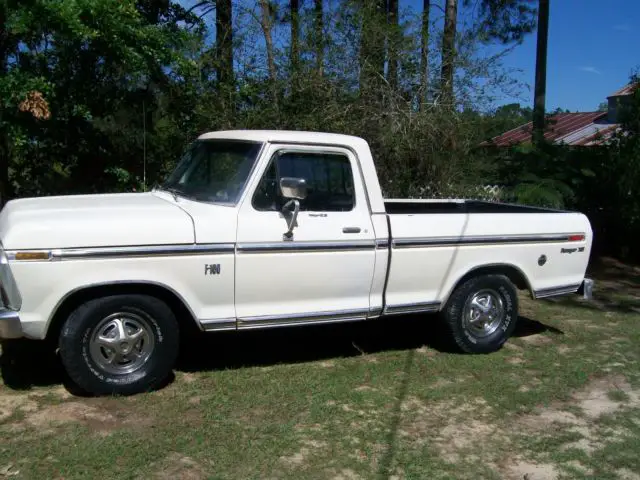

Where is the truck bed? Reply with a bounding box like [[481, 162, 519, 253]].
[[381, 198, 592, 313], [384, 199, 569, 215]]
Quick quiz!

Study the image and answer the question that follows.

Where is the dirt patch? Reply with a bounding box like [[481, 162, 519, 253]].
[[153, 452, 207, 479], [515, 374, 640, 459], [354, 385, 378, 392], [617, 468, 640, 480], [506, 460, 559, 480], [0, 392, 38, 422], [331, 468, 364, 480], [398, 374, 640, 475], [398, 395, 498, 462], [28, 386, 73, 401], [5, 396, 153, 436], [507, 356, 525, 365], [437, 420, 497, 462], [279, 439, 328, 467], [564, 460, 593, 476], [521, 378, 637, 428], [180, 373, 198, 384], [519, 334, 554, 346], [504, 342, 524, 352], [573, 375, 640, 418], [415, 346, 437, 357], [25, 402, 118, 435], [318, 360, 336, 368]]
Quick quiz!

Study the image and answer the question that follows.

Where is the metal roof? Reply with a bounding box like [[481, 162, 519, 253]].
[[480, 112, 615, 147], [608, 83, 638, 97]]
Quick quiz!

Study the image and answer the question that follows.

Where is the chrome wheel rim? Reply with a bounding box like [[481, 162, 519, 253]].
[[89, 312, 155, 375], [463, 289, 505, 338]]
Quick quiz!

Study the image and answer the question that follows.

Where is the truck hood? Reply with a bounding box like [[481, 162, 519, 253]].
[[0, 192, 195, 250]]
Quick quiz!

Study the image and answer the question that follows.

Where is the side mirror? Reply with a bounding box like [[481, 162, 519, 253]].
[[279, 177, 307, 200], [279, 177, 307, 240]]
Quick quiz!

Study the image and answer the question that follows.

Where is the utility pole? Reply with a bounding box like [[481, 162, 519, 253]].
[[533, 0, 549, 146]]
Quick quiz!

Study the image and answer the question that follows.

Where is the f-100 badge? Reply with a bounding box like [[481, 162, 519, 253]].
[[205, 264, 221, 275]]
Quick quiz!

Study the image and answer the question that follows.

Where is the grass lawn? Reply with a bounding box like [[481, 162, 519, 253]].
[[1, 257, 639, 480]]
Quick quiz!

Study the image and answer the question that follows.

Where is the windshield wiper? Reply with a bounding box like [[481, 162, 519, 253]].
[[155, 185, 192, 202]]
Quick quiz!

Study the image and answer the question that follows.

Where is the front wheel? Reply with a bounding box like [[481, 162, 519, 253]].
[[58, 294, 179, 395], [442, 274, 518, 353]]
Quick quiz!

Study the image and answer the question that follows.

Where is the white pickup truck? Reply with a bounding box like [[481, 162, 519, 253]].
[[0, 130, 593, 395]]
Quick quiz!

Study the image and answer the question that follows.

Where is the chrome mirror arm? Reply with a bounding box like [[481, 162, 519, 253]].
[[282, 199, 300, 240]]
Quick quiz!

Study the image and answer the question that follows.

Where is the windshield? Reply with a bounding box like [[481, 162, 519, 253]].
[[161, 139, 263, 204]]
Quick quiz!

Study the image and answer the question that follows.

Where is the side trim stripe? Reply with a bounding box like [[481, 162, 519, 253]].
[[237, 241, 375, 253], [393, 233, 584, 249], [200, 317, 237, 331], [238, 308, 370, 324], [7, 243, 235, 261], [52, 243, 235, 260], [384, 302, 441, 315], [533, 283, 582, 299]]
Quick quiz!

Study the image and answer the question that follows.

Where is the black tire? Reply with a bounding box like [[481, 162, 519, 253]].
[[58, 294, 179, 396], [442, 274, 518, 353]]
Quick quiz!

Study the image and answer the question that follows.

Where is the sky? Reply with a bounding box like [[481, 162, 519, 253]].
[[179, 0, 640, 112], [403, 0, 640, 112]]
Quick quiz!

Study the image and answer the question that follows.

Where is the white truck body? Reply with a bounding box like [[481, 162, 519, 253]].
[[0, 130, 593, 395]]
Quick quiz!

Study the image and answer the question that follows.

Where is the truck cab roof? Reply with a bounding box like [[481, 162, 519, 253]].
[[197, 129, 368, 147]]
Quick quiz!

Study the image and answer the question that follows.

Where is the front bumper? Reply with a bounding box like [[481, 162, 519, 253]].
[[0, 309, 22, 339]]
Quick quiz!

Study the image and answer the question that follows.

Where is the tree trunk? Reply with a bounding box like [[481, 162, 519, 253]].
[[259, 0, 277, 102], [420, 0, 430, 109], [0, 111, 8, 207], [216, 0, 233, 87], [290, 0, 299, 73], [0, 3, 10, 206], [532, 0, 549, 146], [440, 0, 457, 107], [359, 0, 387, 96], [314, 0, 323, 76], [388, 0, 399, 90]]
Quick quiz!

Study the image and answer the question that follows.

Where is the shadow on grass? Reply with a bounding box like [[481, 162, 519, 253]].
[[0, 314, 449, 392], [512, 315, 564, 338], [175, 313, 456, 373], [0, 312, 565, 394], [551, 256, 640, 315]]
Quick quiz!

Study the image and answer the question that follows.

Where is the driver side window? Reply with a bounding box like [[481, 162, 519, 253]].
[[252, 151, 355, 212]]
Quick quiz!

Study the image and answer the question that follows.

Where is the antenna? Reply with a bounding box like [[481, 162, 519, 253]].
[[143, 99, 147, 192]]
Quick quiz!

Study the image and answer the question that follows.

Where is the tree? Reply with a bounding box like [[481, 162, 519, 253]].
[[533, 0, 549, 146], [0, 0, 201, 202], [472, 0, 537, 44], [259, 0, 278, 101], [440, 0, 458, 107], [359, 0, 388, 97], [439, 0, 537, 109], [290, 0, 300, 73], [313, 0, 324, 75], [388, 0, 399, 90], [216, 0, 233, 87], [420, 0, 431, 108]]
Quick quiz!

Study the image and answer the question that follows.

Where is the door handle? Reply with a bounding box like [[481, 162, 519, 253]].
[[343, 227, 361, 234]]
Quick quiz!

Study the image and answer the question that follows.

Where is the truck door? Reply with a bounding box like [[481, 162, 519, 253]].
[[234, 144, 376, 327]]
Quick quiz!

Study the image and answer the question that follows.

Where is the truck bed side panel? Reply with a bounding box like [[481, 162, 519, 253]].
[[385, 211, 592, 310]]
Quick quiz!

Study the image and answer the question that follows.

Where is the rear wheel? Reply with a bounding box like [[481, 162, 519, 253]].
[[442, 274, 518, 353], [58, 294, 179, 395]]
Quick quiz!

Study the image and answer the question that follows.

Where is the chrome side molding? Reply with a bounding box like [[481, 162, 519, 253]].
[[384, 301, 441, 315], [533, 283, 582, 299]]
